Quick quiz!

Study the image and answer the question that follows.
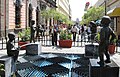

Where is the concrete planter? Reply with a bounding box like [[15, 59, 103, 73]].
[[26, 42, 42, 55]]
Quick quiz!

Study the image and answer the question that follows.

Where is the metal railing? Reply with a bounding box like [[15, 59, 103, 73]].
[[0, 32, 102, 50]]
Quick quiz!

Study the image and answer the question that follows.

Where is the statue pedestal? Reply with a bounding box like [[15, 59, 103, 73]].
[[0, 55, 13, 77], [26, 42, 42, 55], [85, 43, 99, 58], [89, 59, 119, 77]]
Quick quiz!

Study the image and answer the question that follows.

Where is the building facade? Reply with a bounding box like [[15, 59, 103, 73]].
[[56, 0, 71, 20], [107, 0, 120, 36], [0, 0, 37, 38], [95, 0, 120, 36], [0, 0, 57, 38]]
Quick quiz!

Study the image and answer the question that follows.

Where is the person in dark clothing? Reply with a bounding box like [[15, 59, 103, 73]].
[[97, 16, 116, 66], [90, 21, 97, 42], [30, 20, 35, 43], [52, 24, 58, 46]]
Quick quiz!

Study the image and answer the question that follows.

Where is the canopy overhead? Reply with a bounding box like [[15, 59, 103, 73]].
[[107, 7, 120, 17]]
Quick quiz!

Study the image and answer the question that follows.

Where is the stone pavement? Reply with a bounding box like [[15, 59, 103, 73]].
[[41, 46, 85, 54], [0, 45, 120, 66], [1, 45, 120, 76]]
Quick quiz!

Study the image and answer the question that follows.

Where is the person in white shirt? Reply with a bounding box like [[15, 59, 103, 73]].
[[71, 25, 77, 42], [87, 25, 91, 42]]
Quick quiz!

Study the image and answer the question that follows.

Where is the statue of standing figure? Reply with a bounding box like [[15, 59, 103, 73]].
[[7, 32, 19, 62], [97, 16, 116, 66], [30, 20, 36, 43], [7, 32, 19, 75]]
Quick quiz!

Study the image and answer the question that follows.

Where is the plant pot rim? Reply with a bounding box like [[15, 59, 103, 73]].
[[59, 39, 72, 41]]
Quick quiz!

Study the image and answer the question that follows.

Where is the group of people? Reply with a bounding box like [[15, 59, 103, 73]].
[[70, 21, 97, 42]]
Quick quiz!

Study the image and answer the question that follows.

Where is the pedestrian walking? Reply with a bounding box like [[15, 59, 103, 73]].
[[52, 24, 59, 46], [97, 16, 116, 66], [71, 25, 77, 42], [90, 21, 97, 42], [87, 25, 91, 42], [80, 25, 85, 42]]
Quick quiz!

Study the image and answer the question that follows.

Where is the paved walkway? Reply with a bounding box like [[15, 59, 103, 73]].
[[1, 45, 120, 76], [0, 46, 120, 64], [41, 46, 85, 54]]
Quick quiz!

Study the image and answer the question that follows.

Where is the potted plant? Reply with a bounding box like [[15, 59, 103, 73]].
[[18, 28, 30, 49], [59, 29, 72, 48], [95, 33, 117, 54], [108, 38, 117, 54], [0, 63, 5, 77]]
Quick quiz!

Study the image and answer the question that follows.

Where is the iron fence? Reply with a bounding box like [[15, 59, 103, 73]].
[[0, 33, 95, 50]]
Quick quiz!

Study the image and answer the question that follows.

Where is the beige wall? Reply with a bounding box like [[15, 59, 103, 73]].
[[57, 0, 70, 19], [9, 0, 15, 29]]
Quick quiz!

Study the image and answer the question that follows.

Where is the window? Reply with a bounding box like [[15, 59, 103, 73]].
[[15, 0, 22, 28]]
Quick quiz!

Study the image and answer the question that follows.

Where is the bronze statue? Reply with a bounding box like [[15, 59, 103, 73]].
[[30, 20, 35, 43], [7, 32, 20, 75], [7, 32, 19, 62], [97, 16, 116, 66]]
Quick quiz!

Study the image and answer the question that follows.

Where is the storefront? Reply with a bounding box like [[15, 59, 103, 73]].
[[107, 7, 120, 37]]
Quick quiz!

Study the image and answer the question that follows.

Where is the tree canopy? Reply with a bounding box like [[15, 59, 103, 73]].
[[81, 6, 105, 25], [41, 8, 73, 25]]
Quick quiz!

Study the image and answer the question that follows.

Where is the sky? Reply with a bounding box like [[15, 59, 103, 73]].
[[69, 0, 98, 21]]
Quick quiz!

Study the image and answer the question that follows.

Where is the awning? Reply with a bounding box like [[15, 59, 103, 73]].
[[107, 7, 120, 17]]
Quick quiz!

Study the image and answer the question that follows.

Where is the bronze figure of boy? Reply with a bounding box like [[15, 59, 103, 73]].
[[97, 16, 116, 66], [7, 32, 19, 62]]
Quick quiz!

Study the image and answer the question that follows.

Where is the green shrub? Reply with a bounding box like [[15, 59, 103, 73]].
[[18, 28, 30, 42]]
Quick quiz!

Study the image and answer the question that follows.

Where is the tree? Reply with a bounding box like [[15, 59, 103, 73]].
[[81, 6, 105, 25], [41, 8, 73, 25]]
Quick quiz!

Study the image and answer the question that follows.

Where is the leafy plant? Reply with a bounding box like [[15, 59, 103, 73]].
[[59, 30, 72, 40], [81, 6, 104, 24], [18, 28, 30, 42]]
